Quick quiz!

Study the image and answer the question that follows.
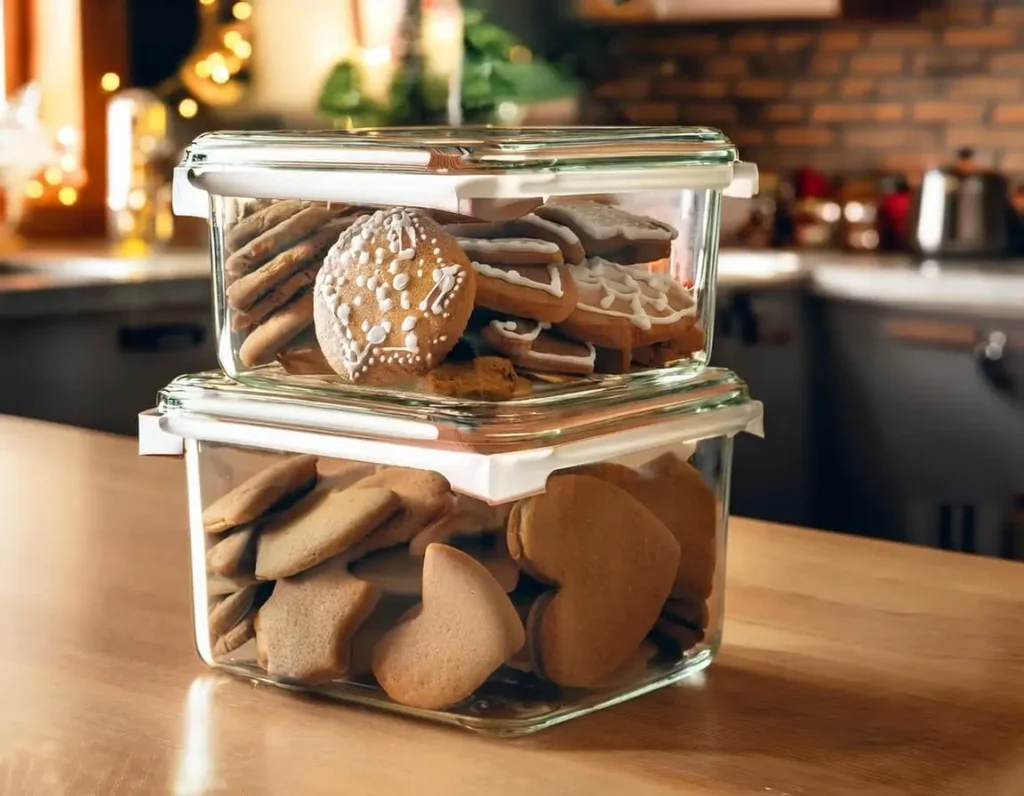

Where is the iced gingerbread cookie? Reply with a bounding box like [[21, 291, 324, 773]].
[[448, 213, 586, 265], [482, 319, 596, 376], [313, 208, 476, 385], [454, 237, 578, 323], [557, 258, 698, 350], [507, 473, 680, 687], [533, 201, 678, 264]]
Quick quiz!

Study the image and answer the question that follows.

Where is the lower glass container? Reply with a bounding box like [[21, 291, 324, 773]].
[[144, 369, 762, 734]]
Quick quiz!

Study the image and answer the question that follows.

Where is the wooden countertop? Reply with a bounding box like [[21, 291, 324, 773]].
[[1, 416, 1022, 796]]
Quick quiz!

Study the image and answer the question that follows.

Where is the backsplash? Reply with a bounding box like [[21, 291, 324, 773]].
[[582, 1, 1024, 176]]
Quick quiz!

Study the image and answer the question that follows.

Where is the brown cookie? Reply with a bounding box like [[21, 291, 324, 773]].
[[372, 544, 525, 709], [276, 345, 333, 375], [342, 468, 454, 560], [256, 559, 380, 684], [409, 495, 510, 556], [653, 615, 704, 653], [350, 541, 517, 597], [662, 595, 709, 631], [226, 205, 342, 277], [471, 262, 577, 324], [313, 208, 476, 385], [226, 200, 309, 254], [594, 346, 633, 374], [227, 216, 354, 312], [534, 201, 677, 264], [209, 585, 258, 637], [208, 573, 260, 596], [456, 237, 564, 266], [238, 291, 315, 367], [571, 457, 717, 601], [421, 356, 518, 400], [631, 324, 707, 367], [507, 473, 680, 687], [206, 526, 257, 577], [448, 213, 586, 265], [213, 615, 256, 658], [592, 639, 659, 689], [557, 259, 698, 350], [482, 319, 595, 375], [203, 454, 318, 534], [255, 486, 402, 580], [232, 269, 318, 331]]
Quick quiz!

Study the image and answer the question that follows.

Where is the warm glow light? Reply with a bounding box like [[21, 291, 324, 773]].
[[207, 52, 225, 66], [178, 98, 199, 118], [59, 154, 77, 171], [127, 188, 147, 210], [211, 65, 230, 84], [44, 166, 63, 185], [199, 0, 215, 5], [224, 31, 242, 48], [234, 40, 252, 59], [362, 46, 392, 67], [100, 72, 121, 92], [56, 125, 77, 146], [24, 181, 44, 199], [195, 60, 211, 78], [58, 186, 78, 205], [509, 45, 532, 63], [232, 2, 252, 20]]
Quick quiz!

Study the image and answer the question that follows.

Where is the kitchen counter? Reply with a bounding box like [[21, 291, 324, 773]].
[[718, 250, 1024, 316], [1, 415, 1021, 795], [0, 244, 210, 317]]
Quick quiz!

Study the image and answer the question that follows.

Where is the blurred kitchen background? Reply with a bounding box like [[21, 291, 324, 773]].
[[1, 0, 1021, 559]]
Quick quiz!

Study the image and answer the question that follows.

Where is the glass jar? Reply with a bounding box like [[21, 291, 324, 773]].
[[172, 127, 757, 401], [141, 367, 763, 734]]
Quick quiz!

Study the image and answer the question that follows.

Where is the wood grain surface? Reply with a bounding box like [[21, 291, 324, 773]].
[[0, 415, 1022, 796]]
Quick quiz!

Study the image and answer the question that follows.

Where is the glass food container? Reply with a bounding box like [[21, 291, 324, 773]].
[[140, 367, 763, 735], [172, 127, 757, 401]]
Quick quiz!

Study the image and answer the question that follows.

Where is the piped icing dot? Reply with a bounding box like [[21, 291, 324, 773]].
[[393, 273, 410, 291]]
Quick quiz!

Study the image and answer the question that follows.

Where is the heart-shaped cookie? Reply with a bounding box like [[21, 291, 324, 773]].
[[372, 543, 524, 710], [570, 457, 717, 601], [507, 473, 680, 687]]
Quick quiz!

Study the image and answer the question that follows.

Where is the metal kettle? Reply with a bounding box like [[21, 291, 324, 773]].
[[909, 148, 1017, 258]]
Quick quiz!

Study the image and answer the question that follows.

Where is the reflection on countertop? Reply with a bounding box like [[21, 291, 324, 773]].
[[719, 249, 1024, 316], [0, 244, 210, 317]]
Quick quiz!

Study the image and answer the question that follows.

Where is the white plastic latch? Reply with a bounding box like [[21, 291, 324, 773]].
[[172, 166, 210, 218], [723, 161, 759, 199], [138, 409, 184, 456]]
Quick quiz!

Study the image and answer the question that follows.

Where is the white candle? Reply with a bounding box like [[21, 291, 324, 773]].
[[249, 0, 357, 122]]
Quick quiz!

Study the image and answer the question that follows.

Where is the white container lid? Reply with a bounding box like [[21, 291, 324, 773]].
[[173, 127, 759, 220], [142, 368, 763, 503]]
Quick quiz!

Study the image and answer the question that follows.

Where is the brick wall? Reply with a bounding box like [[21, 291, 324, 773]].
[[583, 2, 1024, 176]]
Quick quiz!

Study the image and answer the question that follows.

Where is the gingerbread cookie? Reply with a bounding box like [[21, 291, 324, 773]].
[[227, 205, 344, 277], [557, 258, 697, 350], [631, 324, 707, 367], [421, 355, 518, 400], [206, 526, 257, 577], [468, 256, 577, 324], [208, 573, 259, 596], [255, 486, 402, 580], [507, 473, 680, 687], [350, 541, 518, 597], [238, 291, 316, 367], [572, 456, 717, 601], [202, 454, 318, 534], [482, 319, 596, 375], [225, 199, 309, 254], [409, 494, 511, 556], [448, 213, 586, 265], [256, 559, 380, 684], [213, 615, 256, 658], [343, 468, 454, 560], [534, 201, 677, 264], [372, 544, 525, 709], [313, 208, 476, 385], [456, 237, 563, 267], [209, 585, 258, 637]]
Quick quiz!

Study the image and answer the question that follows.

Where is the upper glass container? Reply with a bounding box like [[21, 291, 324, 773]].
[[173, 127, 758, 405]]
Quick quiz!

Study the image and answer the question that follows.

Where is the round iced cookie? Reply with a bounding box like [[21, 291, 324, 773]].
[[313, 208, 476, 385]]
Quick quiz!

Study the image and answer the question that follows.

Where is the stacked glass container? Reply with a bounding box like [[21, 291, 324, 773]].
[[144, 127, 762, 734]]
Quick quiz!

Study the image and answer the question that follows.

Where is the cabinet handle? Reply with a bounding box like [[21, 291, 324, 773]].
[[974, 331, 1018, 399], [118, 323, 205, 352]]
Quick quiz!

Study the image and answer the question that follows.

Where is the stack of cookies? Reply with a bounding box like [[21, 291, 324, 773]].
[[201, 447, 718, 711], [220, 199, 708, 398]]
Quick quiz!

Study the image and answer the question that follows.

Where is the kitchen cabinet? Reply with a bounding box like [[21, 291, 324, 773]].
[[811, 297, 1024, 557], [574, 0, 840, 22], [0, 305, 216, 436]]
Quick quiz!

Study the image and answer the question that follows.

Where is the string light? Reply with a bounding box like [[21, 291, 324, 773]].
[[56, 126, 77, 146], [58, 187, 78, 206], [224, 31, 242, 48], [231, 2, 251, 20], [100, 72, 121, 92], [211, 65, 230, 84], [24, 180, 44, 199], [234, 40, 252, 59], [178, 98, 199, 118], [44, 167, 63, 185], [59, 154, 77, 171], [195, 60, 211, 78]]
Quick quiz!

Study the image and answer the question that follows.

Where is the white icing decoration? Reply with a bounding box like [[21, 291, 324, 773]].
[[393, 273, 410, 291], [522, 213, 582, 247], [416, 270, 423, 277], [353, 296, 363, 307], [569, 258, 696, 330], [397, 249, 415, 261], [541, 201, 677, 242], [404, 332, 418, 351], [456, 237, 561, 256], [489, 319, 550, 342], [382, 320, 393, 333], [375, 285, 388, 301], [380, 298, 394, 312], [355, 274, 366, 288], [471, 262, 564, 297], [367, 275, 378, 291], [400, 292, 411, 310], [358, 251, 369, 265], [419, 265, 460, 315], [389, 262, 399, 274], [361, 320, 370, 333], [401, 316, 417, 332], [336, 303, 350, 324]]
